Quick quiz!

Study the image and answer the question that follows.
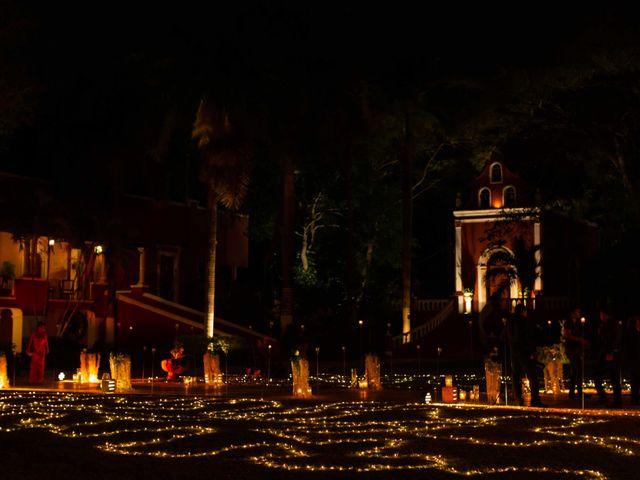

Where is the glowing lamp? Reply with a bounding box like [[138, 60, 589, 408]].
[[445, 375, 453, 387], [441, 386, 458, 403], [472, 385, 480, 402], [58, 372, 65, 381], [459, 389, 467, 401], [94, 245, 103, 255], [48, 238, 55, 247], [463, 289, 473, 314], [101, 377, 116, 393]]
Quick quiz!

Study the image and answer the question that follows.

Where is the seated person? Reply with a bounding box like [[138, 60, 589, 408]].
[[161, 343, 190, 380]]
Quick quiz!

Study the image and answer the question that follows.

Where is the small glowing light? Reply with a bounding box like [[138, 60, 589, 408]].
[[58, 372, 65, 381], [48, 238, 55, 247], [425, 393, 432, 404], [94, 245, 103, 255]]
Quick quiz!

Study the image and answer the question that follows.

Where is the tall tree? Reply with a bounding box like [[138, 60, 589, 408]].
[[192, 98, 250, 338]]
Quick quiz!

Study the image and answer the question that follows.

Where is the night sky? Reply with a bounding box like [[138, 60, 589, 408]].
[[3, 3, 640, 325]]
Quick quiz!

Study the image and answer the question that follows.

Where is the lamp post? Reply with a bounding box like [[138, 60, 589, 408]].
[[142, 346, 146, 381], [416, 344, 421, 375], [47, 238, 55, 283], [224, 349, 229, 397], [502, 317, 509, 406], [315, 346, 320, 393], [436, 346, 442, 379], [581, 316, 586, 410], [468, 318, 473, 371], [386, 322, 393, 376], [11, 343, 16, 387], [358, 320, 364, 372], [267, 344, 272, 385], [151, 347, 156, 394], [341, 345, 346, 378]]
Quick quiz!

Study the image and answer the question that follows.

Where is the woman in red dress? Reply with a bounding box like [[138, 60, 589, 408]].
[[27, 321, 49, 384]]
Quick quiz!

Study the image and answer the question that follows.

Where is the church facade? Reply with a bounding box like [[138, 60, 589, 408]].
[[454, 160, 598, 315]]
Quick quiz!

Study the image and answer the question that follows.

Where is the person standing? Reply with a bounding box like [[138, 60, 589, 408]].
[[507, 304, 544, 407], [27, 321, 49, 384], [593, 307, 622, 408], [563, 307, 588, 399]]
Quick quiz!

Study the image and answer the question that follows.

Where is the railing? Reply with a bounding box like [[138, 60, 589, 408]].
[[392, 299, 456, 348], [491, 296, 575, 313], [391, 297, 451, 312], [413, 298, 451, 312]]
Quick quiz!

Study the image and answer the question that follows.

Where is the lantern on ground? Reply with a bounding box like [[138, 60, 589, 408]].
[[442, 375, 458, 403]]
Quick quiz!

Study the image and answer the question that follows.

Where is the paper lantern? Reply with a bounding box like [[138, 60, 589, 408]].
[[442, 386, 458, 403]]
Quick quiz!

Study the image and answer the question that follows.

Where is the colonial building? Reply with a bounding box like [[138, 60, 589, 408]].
[[454, 159, 598, 315], [0, 171, 272, 354]]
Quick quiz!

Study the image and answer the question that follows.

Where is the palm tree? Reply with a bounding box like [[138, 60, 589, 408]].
[[192, 97, 250, 339], [485, 236, 541, 305]]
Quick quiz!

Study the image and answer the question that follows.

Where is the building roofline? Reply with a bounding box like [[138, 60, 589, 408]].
[[454, 207, 540, 220]]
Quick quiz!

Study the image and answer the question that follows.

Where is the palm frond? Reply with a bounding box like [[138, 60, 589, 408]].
[[193, 97, 251, 210]]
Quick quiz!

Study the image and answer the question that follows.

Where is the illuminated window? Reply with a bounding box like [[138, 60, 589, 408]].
[[479, 188, 491, 208], [503, 186, 516, 207], [490, 163, 503, 183]]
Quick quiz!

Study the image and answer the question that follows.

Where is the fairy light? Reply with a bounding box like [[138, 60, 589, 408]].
[[0, 392, 637, 478]]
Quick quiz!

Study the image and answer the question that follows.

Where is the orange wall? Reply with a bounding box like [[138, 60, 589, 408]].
[[460, 219, 535, 292]]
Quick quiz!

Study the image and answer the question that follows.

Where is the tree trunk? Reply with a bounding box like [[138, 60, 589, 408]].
[[280, 153, 295, 331], [401, 113, 413, 342], [300, 231, 309, 271], [206, 187, 218, 339]]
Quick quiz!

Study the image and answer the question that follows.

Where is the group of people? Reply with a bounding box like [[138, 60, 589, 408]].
[[563, 306, 640, 408], [507, 304, 640, 408]]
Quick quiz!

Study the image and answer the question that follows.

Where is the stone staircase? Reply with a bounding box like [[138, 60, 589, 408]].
[[392, 298, 456, 348]]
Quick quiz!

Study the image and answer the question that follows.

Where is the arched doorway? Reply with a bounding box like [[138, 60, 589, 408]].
[[477, 246, 519, 312]]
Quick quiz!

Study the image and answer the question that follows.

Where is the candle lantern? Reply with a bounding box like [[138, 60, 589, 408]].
[[442, 375, 457, 403], [473, 385, 480, 402], [101, 373, 116, 393]]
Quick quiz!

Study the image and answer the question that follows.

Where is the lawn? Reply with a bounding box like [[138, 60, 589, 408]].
[[1, 391, 639, 479]]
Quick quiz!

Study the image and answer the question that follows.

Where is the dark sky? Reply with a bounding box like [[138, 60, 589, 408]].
[[3, 2, 639, 179]]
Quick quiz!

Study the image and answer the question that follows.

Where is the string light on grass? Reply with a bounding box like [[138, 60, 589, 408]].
[[0, 391, 637, 478]]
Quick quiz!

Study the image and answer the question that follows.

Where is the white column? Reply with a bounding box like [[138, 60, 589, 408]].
[[137, 247, 146, 286], [534, 222, 543, 293], [455, 223, 464, 313], [477, 264, 487, 312], [9, 308, 23, 353]]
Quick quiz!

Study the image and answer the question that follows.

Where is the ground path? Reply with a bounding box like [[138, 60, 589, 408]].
[[1, 388, 640, 479]]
